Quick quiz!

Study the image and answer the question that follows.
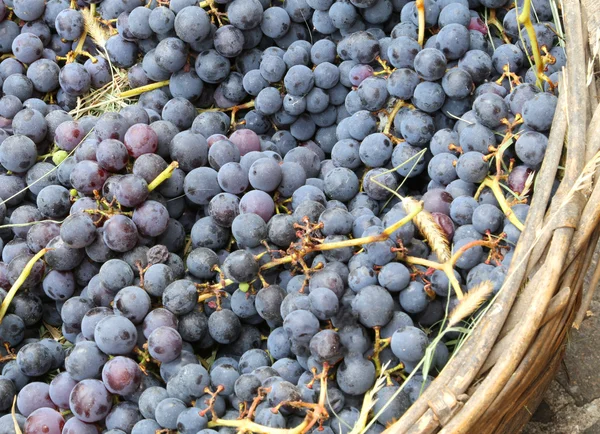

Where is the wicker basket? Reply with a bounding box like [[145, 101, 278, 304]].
[[381, 1, 600, 432]]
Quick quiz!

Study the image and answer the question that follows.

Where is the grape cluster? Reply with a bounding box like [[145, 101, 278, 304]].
[[0, 0, 563, 432]]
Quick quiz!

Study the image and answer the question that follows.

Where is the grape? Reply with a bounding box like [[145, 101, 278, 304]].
[[473, 92, 509, 128], [62, 418, 100, 434], [69, 379, 113, 423], [351, 285, 393, 327], [391, 325, 429, 363], [103, 215, 139, 252], [163, 280, 197, 315], [399, 281, 429, 313], [428, 153, 458, 185], [105, 401, 143, 432], [336, 355, 376, 395], [114, 285, 152, 324], [24, 408, 65, 434], [16, 382, 56, 417], [210, 363, 240, 396], [65, 340, 108, 381], [458, 49, 493, 83], [0, 134, 37, 172], [132, 200, 169, 237], [94, 315, 138, 355], [148, 326, 183, 362], [400, 110, 435, 147], [97, 139, 130, 171], [0, 375, 16, 411], [456, 151, 488, 183], [472, 203, 503, 233], [386, 68, 420, 99], [16, 341, 52, 377], [60, 212, 96, 249], [239, 190, 275, 222], [3, 73, 33, 101], [223, 250, 259, 283], [12, 33, 44, 65], [176, 407, 209, 433], [522, 92, 558, 132], [70, 160, 110, 195], [231, 212, 267, 248]]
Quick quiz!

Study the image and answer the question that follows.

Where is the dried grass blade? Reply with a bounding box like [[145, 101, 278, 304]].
[[448, 281, 494, 327], [402, 197, 451, 262]]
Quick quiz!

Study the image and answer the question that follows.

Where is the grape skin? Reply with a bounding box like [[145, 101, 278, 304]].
[[0, 0, 564, 431]]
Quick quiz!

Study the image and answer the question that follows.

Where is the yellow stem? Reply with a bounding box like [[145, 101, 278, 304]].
[[383, 203, 423, 237], [312, 205, 422, 253], [518, 0, 545, 89], [147, 161, 179, 192], [120, 80, 171, 98], [208, 365, 329, 433], [403, 255, 443, 270], [416, 0, 426, 47], [383, 99, 407, 136], [481, 178, 525, 231], [0, 249, 49, 323], [259, 255, 294, 272]]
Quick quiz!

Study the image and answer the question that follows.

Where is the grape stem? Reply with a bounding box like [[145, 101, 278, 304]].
[[402, 236, 503, 299], [371, 327, 392, 376], [199, 0, 227, 26], [383, 99, 408, 137], [416, 0, 426, 46], [0, 347, 16, 363], [0, 248, 50, 324], [199, 385, 226, 421], [207, 364, 331, 433], [148, 161, 179, 192], [517, 0, 549, 89], [476, 130, 525, 231], [486, 8, 511, 44], [476, 177, 525, 231], [119, 80, 171, 99], [200, 205, 421, 295]]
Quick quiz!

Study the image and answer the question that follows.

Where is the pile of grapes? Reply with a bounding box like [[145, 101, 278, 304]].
[[0, 0, 563, 432]]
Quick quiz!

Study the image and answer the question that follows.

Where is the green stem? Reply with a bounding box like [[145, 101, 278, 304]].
[[120, 80, 170, 99], [518, 0, 545, 89], [0, 249, 49, 323], [148, 161, 179, 192]]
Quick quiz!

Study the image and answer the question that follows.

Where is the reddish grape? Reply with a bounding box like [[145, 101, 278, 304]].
[[25, 408, 65, 434], [102, 215, 139, 252], [55, 120, 85, 151], [101, 356, 143, 396], [70, 161, 109, 195], [124, 123, 159, 158], [239, 190, 275, 222], [69, 379, 113, 423], [349, 64, 374, 86], [229, 129, 261, 156], [207, 133, 228, 147], [432, 212, 455, 241], [468, 17, 488, 34], [508, 165, 534, 194]]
